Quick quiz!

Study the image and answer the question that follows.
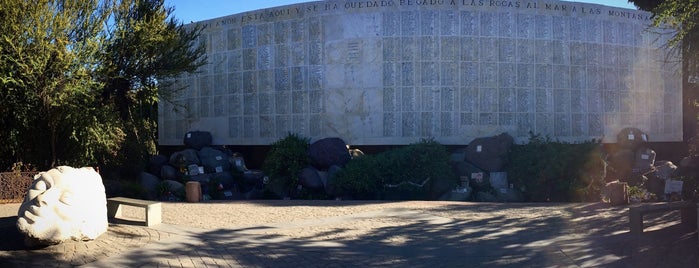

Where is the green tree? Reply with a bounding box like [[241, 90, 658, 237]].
[[0, 0, 205, 171], [630, 0, 699, 140], [0, 0, 122, 168], [99, 0, 206, 172]]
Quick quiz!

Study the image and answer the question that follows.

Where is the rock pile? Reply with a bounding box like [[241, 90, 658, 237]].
[[141, 131, 267, 201], [605, 127, 683, 202], [296, 137, 354, 197], [448, 132, 523, 202]]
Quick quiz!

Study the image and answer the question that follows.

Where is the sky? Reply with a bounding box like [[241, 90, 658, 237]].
[[164, 0, 638, 23]]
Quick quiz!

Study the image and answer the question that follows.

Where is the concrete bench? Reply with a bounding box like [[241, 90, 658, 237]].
[[628, 201, 697, 235], [107, 197, 162, 227]]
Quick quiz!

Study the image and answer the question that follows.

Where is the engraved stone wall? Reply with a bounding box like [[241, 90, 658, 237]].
[[159, 0, 681, 145]]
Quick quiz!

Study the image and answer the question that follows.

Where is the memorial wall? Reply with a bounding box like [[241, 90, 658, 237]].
[[158, 0, 682, 146]]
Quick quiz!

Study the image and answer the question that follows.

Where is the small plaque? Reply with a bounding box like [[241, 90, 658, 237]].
[[499, 188, 507, 194], [664, 180, 683, 194], [641, 154, 649, 160], [476, 145, 482, 152], [628, 134, 634, 140], [198, 166, 205, 174], [188, 164, 199, 176], [187, 133, 191, 138], [471, 172, 483, 183], [215, 166, 223, 173]]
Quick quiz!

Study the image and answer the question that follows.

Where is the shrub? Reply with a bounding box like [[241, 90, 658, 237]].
[[332, 155, 383, 199], [334, 139, 458, 200], [507, 133, 606, 202], [263, 133, 310, 198]]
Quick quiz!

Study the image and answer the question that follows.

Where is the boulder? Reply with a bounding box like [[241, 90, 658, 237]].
[[160, 164, 180, 181], [616, 127, 648, 150], [654, 161, 677, 180], [633, 147, 656, 174], [183, 131, 212, 150], [449, 147, 467, 162], [449, 161, 490, 193], [677, 156, 699, 178], [140, 171, 161, 200], [475, 191, 498, 202], [212, 172, 236, 190], [645, 173, 665, 198], [324, 165, 343, 196], [198, 147, 231, 173], [464, 133, 514, 172], [230, 153, 249, 172], [489, 172, 508, 189], [189, 174, 212, 184], [317, 170, 328, 188], [169, 149, 200, 167], [299, 166, 324, 190], [240, 170, 267, 192], [17, 166, 108, 246], [148, 154, 168, 175], [680, 156, 699, 169], [451, 160, 486, 179], [606, 149, 634, 181], [161, 180, 185, 193], [495, 188, 524, 202], [308, 137, 351, 170], [428, 176, 460, 200], [438, 186, 472, 201]]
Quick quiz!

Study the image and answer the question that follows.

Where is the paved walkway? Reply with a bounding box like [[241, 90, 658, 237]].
[[0, 201, 697, 267]]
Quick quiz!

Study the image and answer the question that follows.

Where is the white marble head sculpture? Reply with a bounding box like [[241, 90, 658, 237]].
[[17, 166, 108, 246]]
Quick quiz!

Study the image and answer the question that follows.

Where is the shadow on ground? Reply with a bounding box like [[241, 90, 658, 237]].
[[0, 215, 164, 268], [78, 202, 698, 267]]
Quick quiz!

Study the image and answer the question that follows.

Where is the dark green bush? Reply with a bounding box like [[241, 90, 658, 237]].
[[506, 133, 606, 202], [332, 155, 382, 199], [334, 139, 458, 200], [263, 133, 310, 198]]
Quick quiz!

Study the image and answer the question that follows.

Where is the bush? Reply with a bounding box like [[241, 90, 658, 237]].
[[334, 139, 458, 200], [507, 133, 606, 202], [263, 133, 310, 198], [332, 155, 382, 199]]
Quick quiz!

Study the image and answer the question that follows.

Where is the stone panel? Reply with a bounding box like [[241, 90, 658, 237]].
[[517, 113, 535, 136], [517, 88, 536, 113], [554, 113, 571, 136], [500, 64, 516, 88], [460, 87, 478, 112], [441, 11, 458, 36], [441, 87, 456, 111], [460, 37, 479, 61], [420, 10, 439, 36], [499, 88, 516, 113], [276, 91, 291, 114], [383, 12, 400, 37], [160, 0, 681, 146], [292, 91, 308, 114], [554, 89, 571, 114], [460, 11, 478, 36], [479, 88, 498, 113], [499, 38, 516, 63], [441, 62, 458, 86], [401, 11, 419, 36]]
